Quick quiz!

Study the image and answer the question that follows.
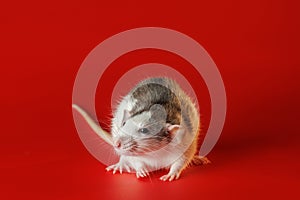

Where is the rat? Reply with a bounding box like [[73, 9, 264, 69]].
[[72, 77, 210, 181]]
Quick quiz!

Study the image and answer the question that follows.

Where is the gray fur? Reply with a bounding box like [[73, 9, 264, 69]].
[[129, 77, 199, 134]]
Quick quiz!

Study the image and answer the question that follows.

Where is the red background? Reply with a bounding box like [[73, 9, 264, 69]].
[[1, 0, 299, 199]]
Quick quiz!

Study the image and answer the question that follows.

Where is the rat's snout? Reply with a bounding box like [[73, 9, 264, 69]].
[[114, 139, 122, 149], [113, 136, 136, 156]]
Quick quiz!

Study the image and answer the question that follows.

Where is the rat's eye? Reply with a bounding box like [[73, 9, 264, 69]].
[[138, 128, 149, 134], [122, 121, 126, 126]]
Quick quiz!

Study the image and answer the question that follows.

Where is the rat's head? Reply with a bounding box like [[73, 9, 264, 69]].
[[111, 104, 182, 156]]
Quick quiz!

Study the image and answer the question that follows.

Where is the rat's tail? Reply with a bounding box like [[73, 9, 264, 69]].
[[72, 104, 113, 146]]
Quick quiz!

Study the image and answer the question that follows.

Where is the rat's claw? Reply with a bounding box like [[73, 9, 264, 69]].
[[106, 165, 115, 172], [136, 171, 143, 178], [106, 161, 133, 174], [160, 175, 168, 181], [125, 165, 131, 173], [106, 163, 126, 174], [168, 174, 176, 181], [113, 168, 117, 174], [136, 172, 140, 178], [160, 172, 180, 182], [136, 168, 149, 178]]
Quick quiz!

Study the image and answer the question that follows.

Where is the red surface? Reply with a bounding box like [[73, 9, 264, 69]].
[[1, 0, 299, 199]]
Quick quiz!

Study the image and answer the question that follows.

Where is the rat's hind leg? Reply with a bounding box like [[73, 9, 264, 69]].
[[160, 137, 199, 181], [191, 155, 211, 166], [159, 156, 188, 181]]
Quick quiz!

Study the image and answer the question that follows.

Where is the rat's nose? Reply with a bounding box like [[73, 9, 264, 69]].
[[114, 140, 121, 148]]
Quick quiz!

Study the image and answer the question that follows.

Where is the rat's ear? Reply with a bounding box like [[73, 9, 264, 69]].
[[121, 109, 131, 126], [166, 124, 185, 144]]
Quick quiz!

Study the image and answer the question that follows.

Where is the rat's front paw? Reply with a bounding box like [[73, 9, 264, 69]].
[[106, 162, 131, 174], [160, 171, 181, 181], [135, 168, 149, 178]]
